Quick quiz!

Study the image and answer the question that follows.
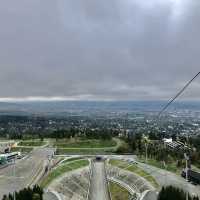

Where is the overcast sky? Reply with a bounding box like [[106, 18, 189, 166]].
[[0, 0, 200, 101]]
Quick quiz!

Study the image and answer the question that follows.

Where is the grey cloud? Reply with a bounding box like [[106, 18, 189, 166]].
[[0, 0, 200, 100]]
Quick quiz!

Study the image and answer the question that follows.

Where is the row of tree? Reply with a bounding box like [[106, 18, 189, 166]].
[[8, 127, 119, 141], [189, 136, 200, 168], [2, 185, 199, 200], [127, 133, 185, 166], [40, 127, 115, 141], [2, 185, 43, 200], [127, 133, 200, 172], [158, 186, 199, 200]]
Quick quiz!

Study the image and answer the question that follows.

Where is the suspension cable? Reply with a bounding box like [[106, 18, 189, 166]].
[[158, 71, 200, 118]]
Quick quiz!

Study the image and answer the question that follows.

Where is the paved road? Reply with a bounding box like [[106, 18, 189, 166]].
[[137, 161, 200, 197], [44, 192, 59, 200], [142, 191, 158, 200], [0, 148, 54, 198], [89, 161, 110, 200]]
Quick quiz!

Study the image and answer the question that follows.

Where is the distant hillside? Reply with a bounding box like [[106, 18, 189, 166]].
[[0, 101, 200, 116]]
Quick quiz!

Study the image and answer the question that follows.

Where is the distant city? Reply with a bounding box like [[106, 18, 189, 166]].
[[0, 101, 200, 139]]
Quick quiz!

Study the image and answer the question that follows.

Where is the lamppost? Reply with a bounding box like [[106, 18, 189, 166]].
[[13, 156, 16, 200], [184, 153, 189, 200], [142, 135, 150, 163]]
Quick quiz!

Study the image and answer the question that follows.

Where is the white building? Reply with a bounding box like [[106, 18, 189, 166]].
[[0, 141, 15, 153], [163, 138, 185, 150], [163, 138, 173, 143]]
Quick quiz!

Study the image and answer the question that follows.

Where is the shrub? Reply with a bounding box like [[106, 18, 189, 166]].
[[158, 186, 199, 200], [2, 185, 43, 200]]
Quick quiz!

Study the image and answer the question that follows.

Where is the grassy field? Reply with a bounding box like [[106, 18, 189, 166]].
[[61, 157, 85, 164], [40, 159, 89, 188], [53, 138, 119, 155], [53, 139, 116, 148], [56, 148, 115, 155], [18, 140, 46, 147], [138, 157, 182, 175], [11, 147, 33, 153], [109, 159, 159, 188], [109, 182, 131, 200]]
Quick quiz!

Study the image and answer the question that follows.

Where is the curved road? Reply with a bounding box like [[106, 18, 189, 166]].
[[44, 192, 60, 200], [89, 161, 110, 200], [137, 161, 200, 197]]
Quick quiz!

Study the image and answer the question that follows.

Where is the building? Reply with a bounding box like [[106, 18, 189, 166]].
[[0, 141, 15, 153], [163, 138, 185, 150]]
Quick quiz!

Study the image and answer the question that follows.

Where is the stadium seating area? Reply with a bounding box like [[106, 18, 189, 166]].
[[51, 168, 90, 200], [106, 165, 153, 194]]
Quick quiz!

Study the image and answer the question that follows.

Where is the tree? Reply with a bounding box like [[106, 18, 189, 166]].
[[33, 185, 43, 200], [2, 195, 9, 200], [32, 194, 40, 200], [142, 134, 150, 162], [158, 186, 199, 200], [1, 185, 43, 200]]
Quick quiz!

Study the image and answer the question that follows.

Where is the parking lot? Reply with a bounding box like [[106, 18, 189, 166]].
[[0, 148, 54, 199]]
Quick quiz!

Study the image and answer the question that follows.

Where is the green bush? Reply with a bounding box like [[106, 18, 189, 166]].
[[158, 186, 199, 200], [115, 145, 129, 153], [2, 185, 43, 200]]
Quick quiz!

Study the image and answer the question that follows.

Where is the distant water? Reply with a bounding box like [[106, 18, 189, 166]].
[[0, 101, 200, 115]]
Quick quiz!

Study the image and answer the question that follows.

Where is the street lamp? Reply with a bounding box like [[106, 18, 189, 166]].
[[13, 156, 16, 200], [142, 135, 150, 163], [184, 153, 189, 200]]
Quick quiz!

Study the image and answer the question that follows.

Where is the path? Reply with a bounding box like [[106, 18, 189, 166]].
[[89, 161, 110, 200]]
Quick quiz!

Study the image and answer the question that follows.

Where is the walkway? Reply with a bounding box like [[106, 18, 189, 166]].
[[89, 161, 110, 200]]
